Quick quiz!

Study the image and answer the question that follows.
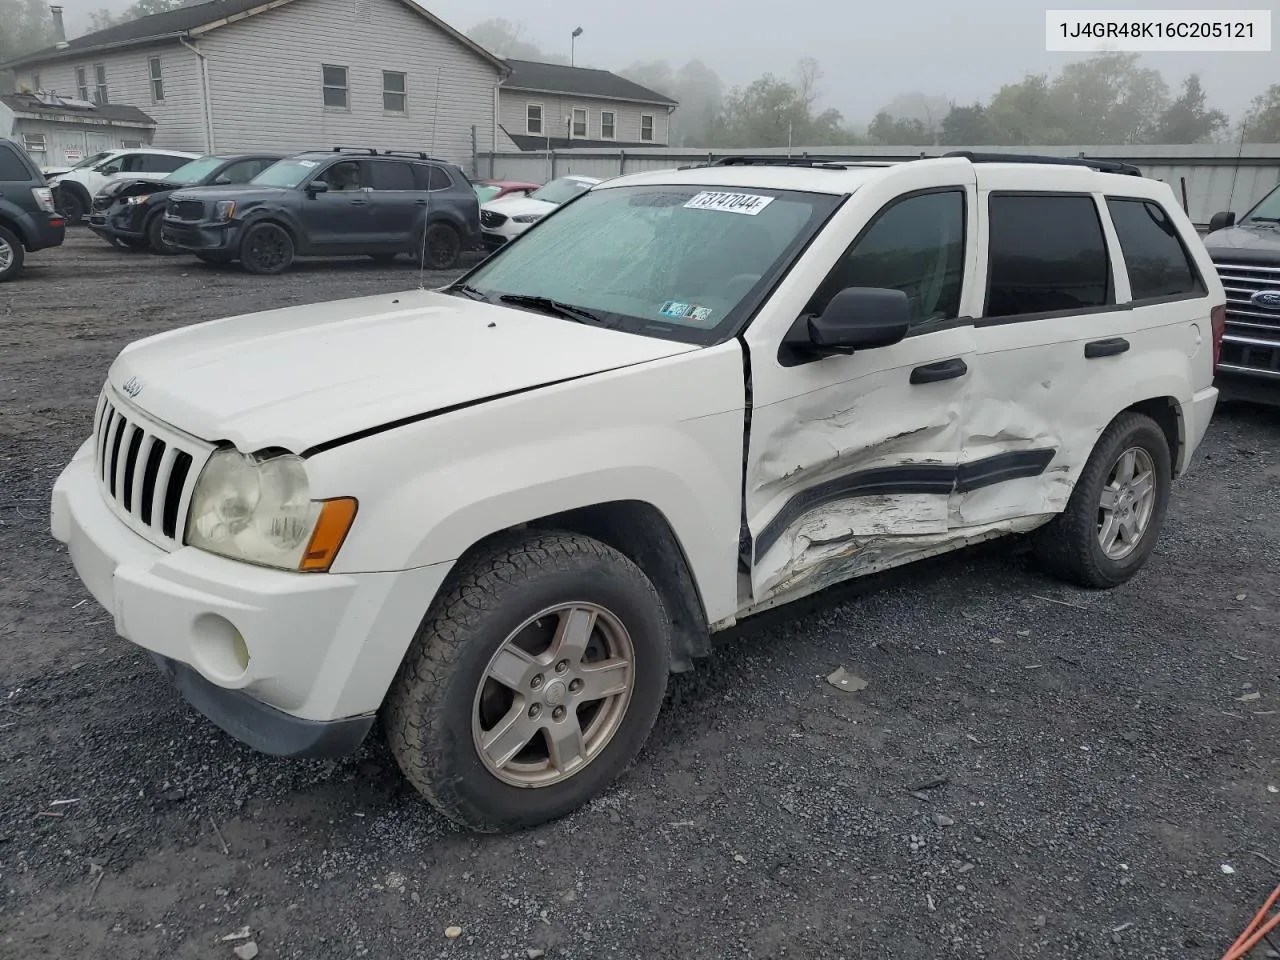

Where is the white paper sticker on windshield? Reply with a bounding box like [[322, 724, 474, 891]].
[[684, 191, 774, 215], [298, 160, 317, 167]]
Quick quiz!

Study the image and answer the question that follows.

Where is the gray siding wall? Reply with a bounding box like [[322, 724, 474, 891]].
[[21, 42, 209, 152], [196, 0, 503, 165], [498, 90, 670, 145]]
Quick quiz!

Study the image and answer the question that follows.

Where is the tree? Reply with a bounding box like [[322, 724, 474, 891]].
[[941, 102, 991, 144], [466, 18, 568, 64], [1241, 84, 1280, 142], [1049, 52, 1169, 143], [985, 74, 1072, 144], [0, 0, 54, 63], [712, 60, 858, 148], [618, 58, 724, 147], [1153, 74, 1227, 143], [867, 112, 931, 145]]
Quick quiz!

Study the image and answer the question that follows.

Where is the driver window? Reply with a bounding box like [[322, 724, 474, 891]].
[[97, 156, 125, 175], [321, 160, 364, 191], [805, 189, 966, 328]]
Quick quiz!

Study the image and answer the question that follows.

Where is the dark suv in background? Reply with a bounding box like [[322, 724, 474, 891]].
[[88, 153, 283, 255], [1203, 183, 1280, 404], [161, 147, 481, 274], [0, 136, 65, 282]]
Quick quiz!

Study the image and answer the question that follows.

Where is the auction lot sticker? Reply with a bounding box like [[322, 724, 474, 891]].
[[684, 191, 775, 215]]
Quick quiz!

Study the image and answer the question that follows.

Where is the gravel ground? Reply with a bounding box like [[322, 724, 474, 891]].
[[2, 232, 1279, 960]]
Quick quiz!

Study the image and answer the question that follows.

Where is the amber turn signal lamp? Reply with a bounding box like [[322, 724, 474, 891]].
[[299, 497, 358, 572]]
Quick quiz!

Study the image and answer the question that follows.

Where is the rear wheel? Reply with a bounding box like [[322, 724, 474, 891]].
[[384, 531, 670, 832], [147, 212, 178, 255], [422, 222, 461, 270], [239, 222, 294, 275], [1032, 411, 1172, 588], [0, 225, 25, 282]]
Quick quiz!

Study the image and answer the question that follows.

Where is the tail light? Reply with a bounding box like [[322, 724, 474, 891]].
[[31, 186, 56, 213], [1210, 303, 1226, 373]]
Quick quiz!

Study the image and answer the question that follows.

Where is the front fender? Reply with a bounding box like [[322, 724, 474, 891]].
[[305, 345, 748, 625]]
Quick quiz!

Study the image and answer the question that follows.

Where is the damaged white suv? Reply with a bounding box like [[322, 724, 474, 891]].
[[52, 152, 1224, 832]]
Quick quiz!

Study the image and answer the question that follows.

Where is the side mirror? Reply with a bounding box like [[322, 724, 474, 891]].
[[306, 180, 329, 195], [781, 287, 911, 364], [1208, 211, 1236, 233]]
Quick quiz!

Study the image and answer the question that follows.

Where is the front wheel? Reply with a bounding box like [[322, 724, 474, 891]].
[[56, 188, 86, 224], [239, 222, 294, 275], [1032, 411, 1172, 588], [147, 213, 178, 255], [384, 532, 670, 833]]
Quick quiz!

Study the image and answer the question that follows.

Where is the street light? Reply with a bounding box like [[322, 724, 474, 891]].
[[571, 26, 583, 67]]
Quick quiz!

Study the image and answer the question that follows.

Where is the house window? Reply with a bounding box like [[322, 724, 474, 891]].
[[526, 103, 543, 135], [640, 114, 654, 141], [93, 64, 109, 104], [600, 110, 616, 140], [75, 67, 88, 101], [322, 64, 349, 108], [382, 71, 406, 113], [22, 133, 47, 155], [571, 107, 588, 139], [121, 140, 143, 148], [149, 57, 164, 102], [30, 71, 40, 91]]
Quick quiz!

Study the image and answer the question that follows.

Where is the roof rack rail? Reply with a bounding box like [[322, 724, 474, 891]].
[[332, 146, 378, 155], [675, 155, 900, 171], [382, 150, 449, 162], [941, 150, 1143, 176]]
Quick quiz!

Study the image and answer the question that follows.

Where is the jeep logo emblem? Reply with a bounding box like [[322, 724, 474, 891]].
[[1251, 290, 1280, 311], [122, 376, 143, 398]]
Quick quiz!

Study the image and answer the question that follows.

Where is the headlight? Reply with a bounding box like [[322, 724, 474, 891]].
[[212, 200, 236, 221], [185, 448, 357, 572], [124, 195, 149, 206], [511, 213, 543, 224]]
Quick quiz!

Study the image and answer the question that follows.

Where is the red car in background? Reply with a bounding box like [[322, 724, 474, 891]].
[[473, 179, 541, 203]]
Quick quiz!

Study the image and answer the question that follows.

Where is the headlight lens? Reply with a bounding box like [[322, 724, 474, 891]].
[[511, 213, 543, 224], [124, 194, 149, 205], [185, 449, 355, 571], [212, 200, 236, 221]]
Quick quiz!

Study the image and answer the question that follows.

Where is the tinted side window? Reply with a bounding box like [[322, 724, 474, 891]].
[[805, 189, 966, 327], [1106, 198, 1201, 300], [986, 194, 1110, 318], [0, 144, 32, 181], [149, 154, 190, 173], [319, 160, 365, 190], [371, 160, 415, 191], [428, 166, 454, 190]]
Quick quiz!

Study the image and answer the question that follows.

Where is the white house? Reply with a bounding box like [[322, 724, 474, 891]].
[[0, 92, 157, 170], [497, 59, 678, 151], [4, 0, 511, 167]]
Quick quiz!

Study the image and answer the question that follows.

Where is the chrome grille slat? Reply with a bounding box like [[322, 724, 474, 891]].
[[90, 385, 213, 549], [1212, 262, 1280, 376]]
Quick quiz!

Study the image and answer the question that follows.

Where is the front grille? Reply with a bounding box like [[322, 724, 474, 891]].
[[92, 388, 209, 547], [481, 209, 507, 228], [168, 198, 206, 222], [1214, 261, 1280, 379]]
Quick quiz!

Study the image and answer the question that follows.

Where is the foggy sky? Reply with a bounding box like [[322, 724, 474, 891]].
[[61, 0, 1279, 126]]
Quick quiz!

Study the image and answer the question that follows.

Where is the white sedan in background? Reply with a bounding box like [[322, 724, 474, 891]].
[[480, 175, 601, 250]]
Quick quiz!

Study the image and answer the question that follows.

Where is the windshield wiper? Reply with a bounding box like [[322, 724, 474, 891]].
[[449, 283, 490, 302], [497, 294, 606, 325]]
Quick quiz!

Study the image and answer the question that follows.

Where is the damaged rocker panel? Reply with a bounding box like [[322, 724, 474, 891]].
[[752, 447, 1056, 562]]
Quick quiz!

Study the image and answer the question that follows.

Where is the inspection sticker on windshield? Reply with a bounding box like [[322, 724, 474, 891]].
[[683, 191, 774, 215], [659, 301, 715, 325]]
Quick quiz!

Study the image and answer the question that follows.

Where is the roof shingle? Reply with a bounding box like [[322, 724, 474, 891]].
[[1, 93, 156, 126], [503, 59, 677, 106]]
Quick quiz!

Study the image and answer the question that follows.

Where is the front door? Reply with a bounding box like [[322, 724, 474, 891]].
[[742, 163, 981, 605], [300, 159, 374, 250]]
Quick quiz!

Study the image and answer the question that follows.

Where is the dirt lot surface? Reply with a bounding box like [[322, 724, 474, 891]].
[[2, 232, 1279, 960]]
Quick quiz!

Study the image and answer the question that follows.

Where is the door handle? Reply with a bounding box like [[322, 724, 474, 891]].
[[415, 198, 429, 205], [1084, 337, 1130, 359], [349, 199, 368, 206], [910, 358, 968, 384]]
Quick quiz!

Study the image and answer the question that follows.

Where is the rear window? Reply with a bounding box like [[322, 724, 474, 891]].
[[0, 143, 34, 181], [985, 193, 1111, 318], [1106, 198, 1202, 301], [372, 160, 415, 190]]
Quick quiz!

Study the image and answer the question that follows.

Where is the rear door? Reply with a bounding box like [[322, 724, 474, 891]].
[[741, 161, 980, 603], [299, 158, 374, 250], [366, 159, 419, 247]]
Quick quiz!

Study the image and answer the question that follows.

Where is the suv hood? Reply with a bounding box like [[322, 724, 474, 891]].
[[107, 289, 699, 453], [1204, 222, 1280, 261]]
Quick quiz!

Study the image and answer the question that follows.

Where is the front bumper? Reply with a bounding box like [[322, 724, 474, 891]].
[[88, 205, 147, 240], [161, 218, 240, 253], [50, 442, 450, 757]]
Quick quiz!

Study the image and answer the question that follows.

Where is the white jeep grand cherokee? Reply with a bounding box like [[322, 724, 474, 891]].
[[51, 153, 1224, 832]]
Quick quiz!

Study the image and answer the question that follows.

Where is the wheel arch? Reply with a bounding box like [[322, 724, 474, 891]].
[[0, 210, 31, 248], [1124, 396, 1184, 476]]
